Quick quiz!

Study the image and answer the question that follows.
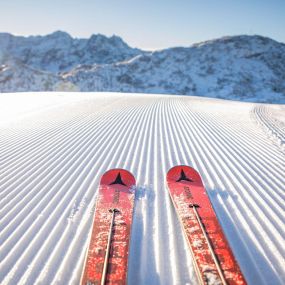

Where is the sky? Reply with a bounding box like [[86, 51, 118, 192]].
[[0, 0, 284, 50]]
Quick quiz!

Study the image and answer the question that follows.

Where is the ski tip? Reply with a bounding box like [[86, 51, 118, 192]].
[[166, 165, 202, 184], [100, 168, 136, 188]]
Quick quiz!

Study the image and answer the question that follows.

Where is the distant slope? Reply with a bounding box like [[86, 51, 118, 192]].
[[0, 92, 284, 285], [0, 32, 285, 103], [0, 59, 64, 92]]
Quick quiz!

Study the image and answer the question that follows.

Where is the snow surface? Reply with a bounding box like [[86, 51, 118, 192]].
[[0, 92, 284, 285]]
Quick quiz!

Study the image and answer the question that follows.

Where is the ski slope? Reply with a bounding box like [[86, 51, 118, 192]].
[[0, 92, 284, 285]]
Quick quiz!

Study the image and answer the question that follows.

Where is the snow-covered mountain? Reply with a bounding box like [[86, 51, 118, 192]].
[[0, 31, 142, 73], [0, 59, 63, 92], [0, 32, 285, 103]]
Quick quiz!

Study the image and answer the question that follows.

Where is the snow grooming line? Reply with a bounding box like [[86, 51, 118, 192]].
[[80, 169, 136, 285], [166, 165, 247, 285]]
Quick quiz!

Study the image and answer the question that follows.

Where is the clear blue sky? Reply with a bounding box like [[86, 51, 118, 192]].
[[0, 0, 284, 50]]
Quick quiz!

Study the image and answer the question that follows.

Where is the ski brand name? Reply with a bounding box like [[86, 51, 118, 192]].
[[113, 189, 120, 204], [184, 186, 193, 199]]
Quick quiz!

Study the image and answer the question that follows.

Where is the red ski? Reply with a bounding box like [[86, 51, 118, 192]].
[[81, 169, 136, 285], [167, 165, 246, 285]]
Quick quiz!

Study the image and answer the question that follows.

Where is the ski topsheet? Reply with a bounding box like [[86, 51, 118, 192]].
[[167, 165, 246, 285], [81, 169, 136, 285]]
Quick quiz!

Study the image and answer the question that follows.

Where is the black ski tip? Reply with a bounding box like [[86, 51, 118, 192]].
[[176, 169, 194, 183], [109, 172, 127, 186]]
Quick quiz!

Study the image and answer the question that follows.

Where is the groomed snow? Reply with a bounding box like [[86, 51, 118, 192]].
[[0, 92, 284, 285]]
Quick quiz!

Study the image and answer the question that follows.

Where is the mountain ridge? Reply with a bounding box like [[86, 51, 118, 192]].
[[0, 31, 284, 103]]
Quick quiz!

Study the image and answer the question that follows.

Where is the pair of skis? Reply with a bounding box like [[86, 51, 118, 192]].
[[81, 166, 246, 285]]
